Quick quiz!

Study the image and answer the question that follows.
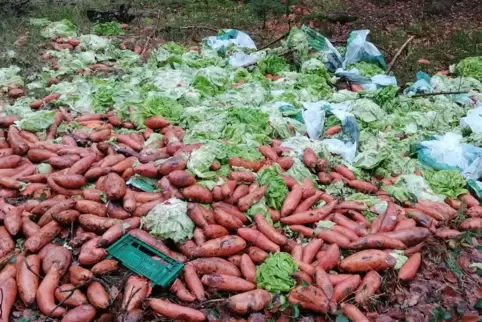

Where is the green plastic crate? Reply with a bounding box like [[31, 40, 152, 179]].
[[107, 233, 184, 287]]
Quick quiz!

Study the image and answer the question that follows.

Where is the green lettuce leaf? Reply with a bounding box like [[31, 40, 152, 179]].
[[257, 55, 289, 75], [255, 252, 298, 293], [257, 166, 289, 210], [423, 169, 468, 199], [16, 110, 56, 132], [141, 198, 194, 243]]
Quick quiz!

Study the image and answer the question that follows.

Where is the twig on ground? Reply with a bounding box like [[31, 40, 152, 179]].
[[259, 32, 290, 50], [386, 35, 415, 74], [411, 90, 471, 97], [159, 25, 219, 33], [141, 10, 161, 56]]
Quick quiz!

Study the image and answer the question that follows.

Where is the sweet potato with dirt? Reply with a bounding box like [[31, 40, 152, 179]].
[[75, 200, 107, 217], [87, 281, 110, 309], [289, 285, 329, 313], [102, 172, 126, 200], [281, 200, 337, 225], [240, 254, 257, 283], [238, 185, 268, 212], [55, 284, 88, 306], [120, 275, 151, 311], [228, 157, 262, 171], [203, 224, 229, 239], [0, 155, 22, 169], [303, 148, 317, 168], [170, 279, 195, 302], [184, 264, 206, 301], [147, 298, 206, 322], [37, 264, 66, 317], [213, 202, 248, 223], [281, 183, 303, 217], [254, 214, 287, 245], [60, 305, 96, 322], [182, 185, 213, 204], [341, 303, 370, 322], [398, 252, 422, 281], [380, 227, 430, 247], [78, 237, 108, 265], [17, 255, 40, 306], [145, 116, 169, 129], [91, 259, 119, 276], [168, 170, 196, 187], [158, 157, 186, 175], [192, 235, 246, 258], [24, 221, 61, 253], [52, 209, 80, 226], [38, 199, 76, 227], [189, 257, 241, 277], [0, 278, 17, 322], [340, 250, 396, 272], [4, 206, 23, 236], [68, 154, 96, 175], [78, 214, 118, 234], [69, 266, 93, 286], [42, 244, 72, 276], [202, 273, 255, 292], [237, 228, 280, 252], [225, 290, 271, 315], [354, 270, 381, 304], [348, 235, 406, 250], [316, 230, 351, 248], [460, 217, 482, 231]]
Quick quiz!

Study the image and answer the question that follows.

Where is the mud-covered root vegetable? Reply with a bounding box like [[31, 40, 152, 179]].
[[191, 235, 247, 258], [237, 228, 280, 253], [333, 274, 361, 302], [91, 259, 119, 275], [348, 235, 406, 250], [189, 257, 241, 276], [55, 284, 88, 306], [121, 275, 151, 311], [16, 254, 40, 306], [24, 221, 62, 253], [182, 184, 213, 204], [170, 279, 195, 302], [183, 264, 206, 301], [0, 278, 17, 322], [354, 270, 381, 304], [78, 237, 108, 265], [201, 273, 256, 292], [288, 285, 330, 313], [398, 252, 422, 281], [69, 265, 93, 286], [147, 298, 206, 321], [314, 267, 335, 310], [0, 226, 14, 260], [60, 305, 97, 322], [460, 217, 482, 231], [340, 249, 396, 272], [225, 289, 272, 315], [37, 264, 66, 317], [86, 281, 110, 309], [341, 303, 370, 322]]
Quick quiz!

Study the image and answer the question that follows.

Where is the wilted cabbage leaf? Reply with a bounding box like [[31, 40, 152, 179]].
[[256, 252, 298, 293], [16, 110, 56, 132], [141, 199, 194, 243], [257, 166, 289, 210], [423, 169, 468, 199]]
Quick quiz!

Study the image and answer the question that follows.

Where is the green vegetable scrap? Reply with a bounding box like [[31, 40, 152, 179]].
[[423, 169, 468, 199], [141, 198, 194, 243], [255, 252, 298, 293], [257, 166, 289, 210], [347, 61, 384, 78], [456, 56, 482, 81], [93, 22, 125, 36], [257, 55, 289, 75]]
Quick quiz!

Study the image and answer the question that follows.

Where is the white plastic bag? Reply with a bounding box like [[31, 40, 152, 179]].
[[460, 103, 482, 133]]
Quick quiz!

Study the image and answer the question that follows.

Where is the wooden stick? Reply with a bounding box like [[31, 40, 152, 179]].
[[386, 35, 415, 74], [259, 32, 290, 50], [411, 90, 471, 97]]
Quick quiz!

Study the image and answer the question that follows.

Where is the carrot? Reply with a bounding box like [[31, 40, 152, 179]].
[[69, 266, 93, 286], [60, 305, 96, 322], [340, 250, 396, 272], [170, 279, 195, 302], [254, 214, 287, 245], [348, 235, 406, 250], [55, 284, 88, 307], [460, 217, 482, 230], [17, 255, 40, 306], [225, 290, 271, 315], [214, 208, 244, 230], [202, 273, 255, 292], [182, 184, 213, 204], [228, 157, 262, 171], [147, 298, 206, 322], [24, 221, 61, 253], [324, 125, 342, 136], [398, 252, 422, 281], [87, 281, 110, 309], [302, 238, 323, 264], [66, 154, 96, 175], [316, 230, 351, 248], [91, 259, 119, 276], [289, 225, 314, 238], [37, 264, 66, 317], [289, 285, 329, 313], [184, 264, 206, 301], [238, 185, 268, 212], [332, 213, 368, 236], [354, 270, 381, 304], [459, 193, 479, 207], [128, 230, 186, 262], [301, 148, 316, 168], [237, 228, 280, 252], [379, 227, 430, 247], [189, 258, 241, 277], [341, 303, 370, 322], [0, 278, 17, 321]]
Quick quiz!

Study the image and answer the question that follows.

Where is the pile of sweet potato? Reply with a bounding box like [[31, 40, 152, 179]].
[[0, 110, 480, 322]]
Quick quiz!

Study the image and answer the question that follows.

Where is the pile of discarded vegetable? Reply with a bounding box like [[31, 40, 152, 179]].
[[0, 19, 481, 322]]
